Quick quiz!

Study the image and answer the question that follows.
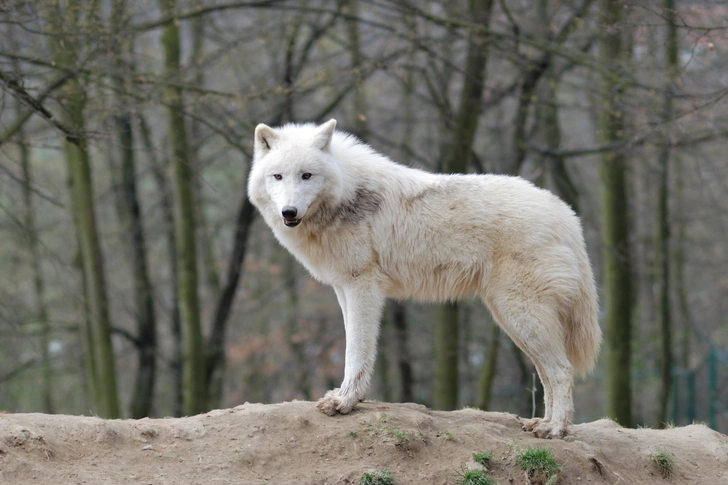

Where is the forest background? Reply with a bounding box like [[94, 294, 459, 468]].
[[0, 0, 727, 434]]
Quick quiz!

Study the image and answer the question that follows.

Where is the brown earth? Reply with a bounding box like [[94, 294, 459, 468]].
[[1, 400, 727, 484]]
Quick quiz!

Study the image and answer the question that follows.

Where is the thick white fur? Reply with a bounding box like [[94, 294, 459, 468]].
[[248, 120, 601, 438]]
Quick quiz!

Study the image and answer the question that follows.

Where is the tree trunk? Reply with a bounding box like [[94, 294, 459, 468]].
[[511, 57, 550, 176], [110, 0, 157, 419], [674, 155, 689, 370], [47, 0, 120, 418], [204, 196, 256, 407], [158, 0, 205, 416], [18, 101, 54, 414], [282, 253, 311, 400], [346, 1, 368, 138], [535, 67, 580, 214], [476, 323, 499, 410], [434, 302, 460, 410], [188, 3, 221, 304], [654, 0, 678, 428], [139, 114, 184, 416], [433, 0, 494, 411], [120, 113, 158, 419], [64, 81, 121, 418], [390, 301, 413, 402], [598, 0, 633, 428]]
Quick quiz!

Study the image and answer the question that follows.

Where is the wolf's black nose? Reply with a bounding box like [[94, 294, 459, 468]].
[[282, 206, 298, 219]]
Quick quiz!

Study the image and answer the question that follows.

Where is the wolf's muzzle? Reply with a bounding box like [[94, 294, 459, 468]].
[[282, 206, 300, 227]]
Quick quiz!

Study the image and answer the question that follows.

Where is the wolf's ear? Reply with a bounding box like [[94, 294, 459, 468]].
[[254, 123, 278, 154], [312, 119, 336, 151]]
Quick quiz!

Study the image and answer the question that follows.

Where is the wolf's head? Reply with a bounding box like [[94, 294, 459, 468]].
[[248, 119, 343, 229]]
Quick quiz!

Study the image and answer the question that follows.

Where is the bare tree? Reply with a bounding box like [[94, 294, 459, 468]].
[[598, 0, 633, 428], [158, 0, 205, 416], [654, 0, 679, 428]]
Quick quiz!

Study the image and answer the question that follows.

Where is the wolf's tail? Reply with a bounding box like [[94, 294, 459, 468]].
[[565, 253, 602, 378]]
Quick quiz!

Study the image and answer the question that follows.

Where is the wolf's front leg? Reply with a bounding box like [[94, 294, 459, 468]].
[[317, 283, 384, 416]]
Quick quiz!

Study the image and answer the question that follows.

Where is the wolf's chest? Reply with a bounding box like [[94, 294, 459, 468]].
[[276, 226, 376, 285]]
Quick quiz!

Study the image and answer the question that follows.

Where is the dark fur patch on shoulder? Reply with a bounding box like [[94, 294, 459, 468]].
[[405, 186, 440, 206], [313, 187, 382, 226]]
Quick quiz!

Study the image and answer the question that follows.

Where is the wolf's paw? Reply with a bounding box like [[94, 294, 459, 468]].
[[316, 388, 358, 416], [531, 420, 568, 439], [522, 417, 543, 432]]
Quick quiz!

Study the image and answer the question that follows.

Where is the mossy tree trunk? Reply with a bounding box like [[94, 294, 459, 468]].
[[158, 0, 205, 416], [18, 101, 54, 414], [64, 85, 121, 419], [46, 0, 120, 419], [476, 324, 499, 410], [654, 0, 678, 428], [433, 0, 494, 411], [598, 0, 633, 428]]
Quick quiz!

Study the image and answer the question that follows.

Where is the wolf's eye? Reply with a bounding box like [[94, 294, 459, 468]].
[[302, 172, 312, 180], [273, 174, 282, 180]]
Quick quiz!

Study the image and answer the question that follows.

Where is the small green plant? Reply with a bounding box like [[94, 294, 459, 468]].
[[455, 468, 496, 485], [443, 431, 456, 442], [472, 451, 493, 467], [349, 430, 358, 438], [391, 428, 409, 448], [359, 469, 395, 485], [516, 446, 562, 485], [650, 450, 674, 479]]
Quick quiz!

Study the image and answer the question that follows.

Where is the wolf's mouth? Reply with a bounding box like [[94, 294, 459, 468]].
[[283, 219, 301, 227]]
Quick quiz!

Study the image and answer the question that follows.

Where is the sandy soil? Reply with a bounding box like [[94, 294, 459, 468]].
[[1, 400, 727, 484]]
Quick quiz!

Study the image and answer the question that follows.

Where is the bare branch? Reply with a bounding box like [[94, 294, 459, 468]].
[[132, 0, 285, 32], [0, 71, 74, 147], [0, 70, 83, 147]]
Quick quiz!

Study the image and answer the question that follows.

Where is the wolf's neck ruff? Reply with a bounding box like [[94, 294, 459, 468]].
[[308, 187, 383, 228]]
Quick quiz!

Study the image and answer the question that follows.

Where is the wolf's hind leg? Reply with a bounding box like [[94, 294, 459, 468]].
[[531, 361, 573, 439], [486, 295, 574, 439], [522, 361, 553, 431], [317, 282, 385, 416]]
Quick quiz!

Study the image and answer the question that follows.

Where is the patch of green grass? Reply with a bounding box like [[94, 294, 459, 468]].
[[349, 430, 358, 438], [455, 468, 497, 485], [391, 428, 409, 448], [359, 469, 395, 485], [516, 446, 562, 485], [650, 450, 674, 479], [443, 431, 456, 442], [472, 451, 493, 467]]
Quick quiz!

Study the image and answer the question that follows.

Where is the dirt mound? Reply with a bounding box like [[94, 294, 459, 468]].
[[1, 401, 726, 484]]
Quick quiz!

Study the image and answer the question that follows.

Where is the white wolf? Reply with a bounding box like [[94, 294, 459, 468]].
[[247, 119, 601, 438]]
